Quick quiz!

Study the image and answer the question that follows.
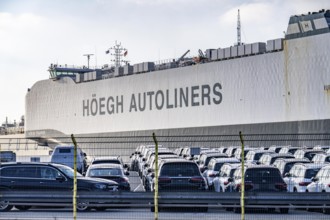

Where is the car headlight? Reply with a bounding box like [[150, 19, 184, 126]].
[[94, 183, 107, 190]]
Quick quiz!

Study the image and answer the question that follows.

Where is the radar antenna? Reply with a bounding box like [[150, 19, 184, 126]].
[[106, 41, 128, 67], [83, 54, 94, 68], [237, 9, 241, 46]]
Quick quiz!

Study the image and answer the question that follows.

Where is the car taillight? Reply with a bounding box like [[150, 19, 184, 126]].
[[298, 182, 310, 186], [190, 177, 204, 183], [224, 181, 229, 185], [208, 173, 216, 177], [159, 177, 171, 183], [275, 182, 287, 190]]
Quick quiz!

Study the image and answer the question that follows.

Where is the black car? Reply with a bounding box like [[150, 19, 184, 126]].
[[151, 159, 207, 192], [227, 165, 288, 213], [86, 163, 131, 191], [0, 162, 118, 212]]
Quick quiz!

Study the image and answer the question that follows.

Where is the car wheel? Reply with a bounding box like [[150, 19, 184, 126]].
[[15, 205, 32, 211], [0, 200, 13, 212], [279, 208, 289, 214], [76, 201, 90, 211]]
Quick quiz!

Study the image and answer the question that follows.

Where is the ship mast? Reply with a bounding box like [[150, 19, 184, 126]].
[[106, 41, 128, 67], [237, 9, 241, 46]]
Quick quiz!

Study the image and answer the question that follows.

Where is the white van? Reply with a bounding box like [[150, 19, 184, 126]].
[[50, 145, 87, 174]]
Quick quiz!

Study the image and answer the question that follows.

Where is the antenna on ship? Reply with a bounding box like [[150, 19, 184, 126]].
[[106, 41, 128, 67], [237, 9, 241, 46], [83, 54, 94, 68]]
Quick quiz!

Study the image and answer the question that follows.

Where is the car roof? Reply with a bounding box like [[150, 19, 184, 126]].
[[88, 163, 123, 169], [160, 158, 196, 164], [276, 158, 310, 163], [293, 163, 324, 169], [211, 158, 240, 162], [93, 156, 120, 160], [264, 153, 293, 157]]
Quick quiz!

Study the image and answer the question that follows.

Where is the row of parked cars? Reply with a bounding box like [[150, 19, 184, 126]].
[[129, 144, 330, 213], [0, 145, 131, 212]]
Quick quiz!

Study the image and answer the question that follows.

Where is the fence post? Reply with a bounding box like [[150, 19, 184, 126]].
[[239, 131, 245, 220], [152, 133, 159, 220], [71, 134, 78, 220]]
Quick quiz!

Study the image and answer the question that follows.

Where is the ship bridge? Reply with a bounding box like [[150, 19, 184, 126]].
[[286, 9, 330, 39], [48, 64, 97, 80]]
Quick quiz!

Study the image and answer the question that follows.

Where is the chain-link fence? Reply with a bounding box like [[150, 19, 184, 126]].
[[1, 133, 330, 220]]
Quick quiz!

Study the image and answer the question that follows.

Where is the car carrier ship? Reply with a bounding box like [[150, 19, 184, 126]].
[[25, 10, 330, 153]]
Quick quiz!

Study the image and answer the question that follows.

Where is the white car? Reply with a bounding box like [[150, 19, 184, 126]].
[[284, 163, 323, 192], [202, 158, 240, 189], [213, 163, 241, 192], [306, 164, 330, 193]]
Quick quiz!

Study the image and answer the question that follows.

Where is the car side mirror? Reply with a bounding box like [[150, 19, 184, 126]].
[[196, 161, 200, 165], [256, 161, 261, 165], [125, 171, 130, 176], [284, 173, 291, 177]]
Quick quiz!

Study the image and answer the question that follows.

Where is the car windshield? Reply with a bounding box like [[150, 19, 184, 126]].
[[214, 163, 224, 171], [305, 168, 320, 178], [53, 164, 82, 178]]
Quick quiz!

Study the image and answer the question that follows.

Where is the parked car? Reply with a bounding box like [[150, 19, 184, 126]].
[[202, 157, 240, 190], [143, 156, 180, 191], [258, 153, 295, 165], [306, 164, 330, 214], [213, 163, 241, 192], [244, 149, 271, 164], [86, 163, 130, 191], [306, 164, 330, 193], [227, 164, 288, 213], [294, 149, 325, 161], [279, 146, 309, 154], [197, 152, 228, 173], [268, 145, 286, 153], [273, 158, 310, 177], [50, 145, 88, 174], [0, 162, 118, 212], [284, 163, 323, 192], [150, 159, 207, 192], [224, 146, 240, 157], [311, 153, 330, 164]]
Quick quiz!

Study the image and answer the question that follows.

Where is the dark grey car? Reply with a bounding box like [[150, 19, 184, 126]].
[[0, 162, 118, 212]]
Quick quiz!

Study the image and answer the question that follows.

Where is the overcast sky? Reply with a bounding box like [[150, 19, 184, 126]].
[[0, 0, 329, 125]]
